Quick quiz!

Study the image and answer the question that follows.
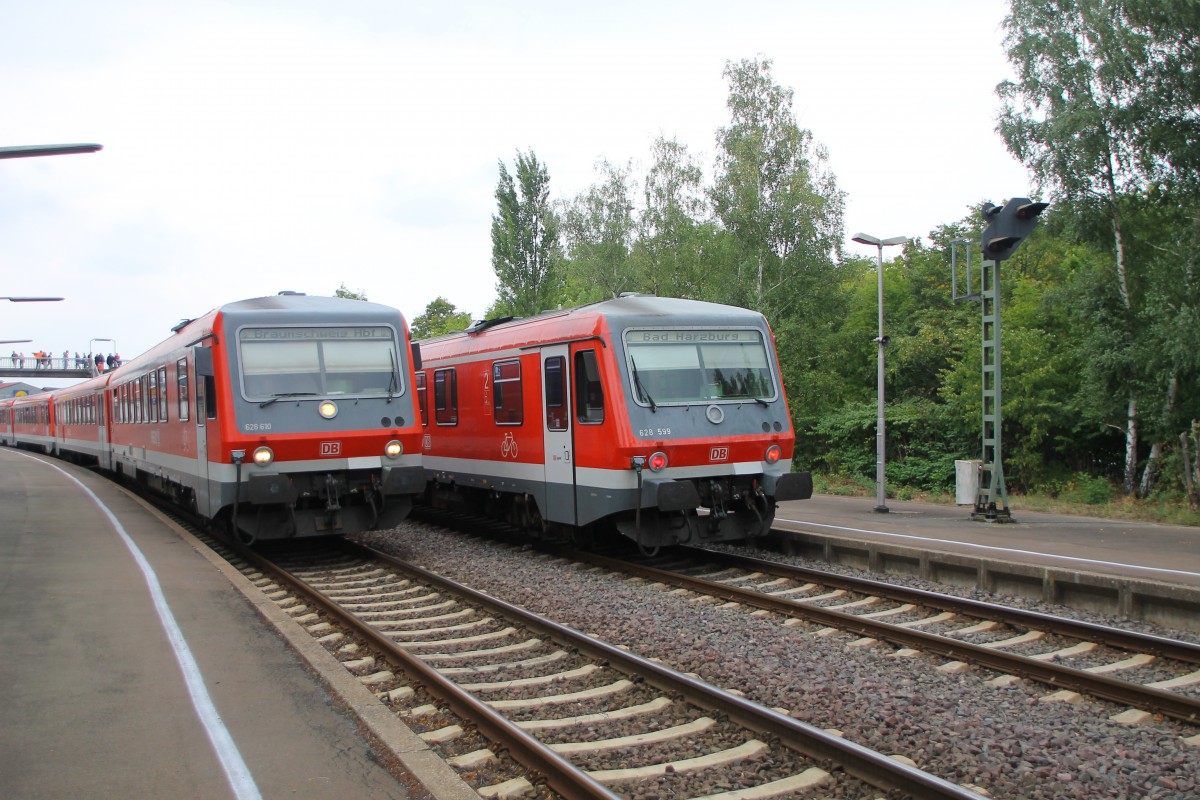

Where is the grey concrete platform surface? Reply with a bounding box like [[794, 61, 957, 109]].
[[773, 494, 1200, 632], [0, 447, 476, 800]]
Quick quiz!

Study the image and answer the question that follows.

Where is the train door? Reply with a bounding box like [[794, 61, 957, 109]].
[[193, 346, 213, 515], [541, 345, 575, 524], [96, 388, 111, 470]]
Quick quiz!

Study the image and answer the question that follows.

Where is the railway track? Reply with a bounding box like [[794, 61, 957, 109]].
[[212, 536, 987, 800], [569, 546, 1200, 727]]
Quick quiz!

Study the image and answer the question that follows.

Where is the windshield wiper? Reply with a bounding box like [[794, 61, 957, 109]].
[[388, 350, 399, 402], [259, 392, 318, 408], [630, 357, 657, 413], [752, 396, 769, 408]]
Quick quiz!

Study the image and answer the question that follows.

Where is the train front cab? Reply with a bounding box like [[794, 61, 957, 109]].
[[196, 308, 426, 543], [422, 302, 811, 549], [577, 317, 812, 550]]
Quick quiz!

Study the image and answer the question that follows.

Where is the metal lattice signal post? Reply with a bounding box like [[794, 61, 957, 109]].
[[951, 197, 1048, 523], [976, 254, 1010, 521]]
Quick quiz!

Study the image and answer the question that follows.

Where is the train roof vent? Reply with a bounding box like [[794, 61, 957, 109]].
[[277, 290, 306, 296], [171, 318, 193, 333], [465, 316, 515, 335], [618, 291, 654, 298]]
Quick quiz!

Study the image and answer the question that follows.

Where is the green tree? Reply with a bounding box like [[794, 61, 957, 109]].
[[560, 159, 638, 301], [410, 297, 472, 340], [491, 150, 564, 317], [334, 283, 368, 300], [997, 0, 1200, 494], [638, 136, 712, 299], [710, 56, 844, 319]]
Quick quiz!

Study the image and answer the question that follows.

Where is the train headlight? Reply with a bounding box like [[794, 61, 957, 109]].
[[252, 446, 275, 466], [648, 451, 668, 472], [384, 439, 403, 458], [318, 400, 338, 419], [765, 445, 782, 464]]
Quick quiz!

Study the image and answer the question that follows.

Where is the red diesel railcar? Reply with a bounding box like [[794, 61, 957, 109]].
[[3, 292, 426, 543], [417, 294, 811, 551]]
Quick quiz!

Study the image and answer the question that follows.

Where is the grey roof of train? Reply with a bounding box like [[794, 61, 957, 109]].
[[451, 295, 768, 341], [589, 294, 767, 326], [223, 293, 397, 313]]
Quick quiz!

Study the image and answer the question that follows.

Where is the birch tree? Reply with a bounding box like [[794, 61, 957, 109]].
[[560, 159, 638, 301], [997, 0, 1200, 494], [710, 57, 844, 319]]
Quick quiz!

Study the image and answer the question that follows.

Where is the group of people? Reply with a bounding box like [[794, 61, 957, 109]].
[[91, 352, 121, 372], [7, 350, 122, 371]]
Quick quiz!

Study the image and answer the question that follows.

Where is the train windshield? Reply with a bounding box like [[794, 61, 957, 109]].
[[624, 328, 776, 405], [237, 326, 401, 398]]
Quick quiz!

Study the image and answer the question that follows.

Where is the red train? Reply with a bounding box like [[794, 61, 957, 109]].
[[0, 292, 426, 543], [416, 294, 811, 550]]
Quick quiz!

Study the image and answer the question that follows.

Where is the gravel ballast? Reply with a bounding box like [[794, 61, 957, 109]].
[[356, 523, 1200, 800]]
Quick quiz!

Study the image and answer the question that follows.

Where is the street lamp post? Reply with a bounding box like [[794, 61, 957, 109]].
[[0, 144, 102, 160], [851, 232, 908, 513], [2, 142, 100, 351], [2, 299, 64, 354]]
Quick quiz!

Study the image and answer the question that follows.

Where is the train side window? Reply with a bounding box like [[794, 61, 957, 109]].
[[158, 367, 169, 422], [415, 372, 428, 427], [574, 349, 604, 425], [196, 377, 206, 424], [492, 360, 522, 426], [149, 371, 160, 423], [544, 356, 566, 431], [433, 368, 457, 426], [177, 359, 190, 421], [205, 376, 217, 420]]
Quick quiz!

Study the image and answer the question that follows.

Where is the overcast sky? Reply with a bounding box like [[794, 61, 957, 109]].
[[1, 0, 1030, 378]]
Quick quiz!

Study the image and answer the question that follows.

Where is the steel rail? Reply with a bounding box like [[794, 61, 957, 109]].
[[691, 546, 1200, 664], [568, 549, 1200, 725], [236, 541, 623, 800], [349, 542, 986, 800]]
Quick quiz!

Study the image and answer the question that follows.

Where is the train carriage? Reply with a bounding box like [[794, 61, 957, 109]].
[[54, 374, 112, 468], [417, 294, 812, 550], [8, 292, 426, 544], [9, 393, 55, 454], [0, 396, 13, 446], [105, 293, 426, 542]]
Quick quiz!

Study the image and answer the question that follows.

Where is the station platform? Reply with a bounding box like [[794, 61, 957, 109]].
[[774, 495, 1200, 633], [0, 447, 474, 800]]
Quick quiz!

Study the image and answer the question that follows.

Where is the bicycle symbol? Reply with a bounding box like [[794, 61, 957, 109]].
[[501, 432, 518, 459]]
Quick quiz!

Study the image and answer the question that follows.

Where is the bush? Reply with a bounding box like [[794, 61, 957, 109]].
[[1061, 473, 1113, 505]]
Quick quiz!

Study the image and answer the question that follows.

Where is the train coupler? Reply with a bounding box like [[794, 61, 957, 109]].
[[324, 473, 342, 512]]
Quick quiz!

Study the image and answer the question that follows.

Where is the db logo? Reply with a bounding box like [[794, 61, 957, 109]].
[[709, 447, 729, 461], [320, 441, 342, 456]]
